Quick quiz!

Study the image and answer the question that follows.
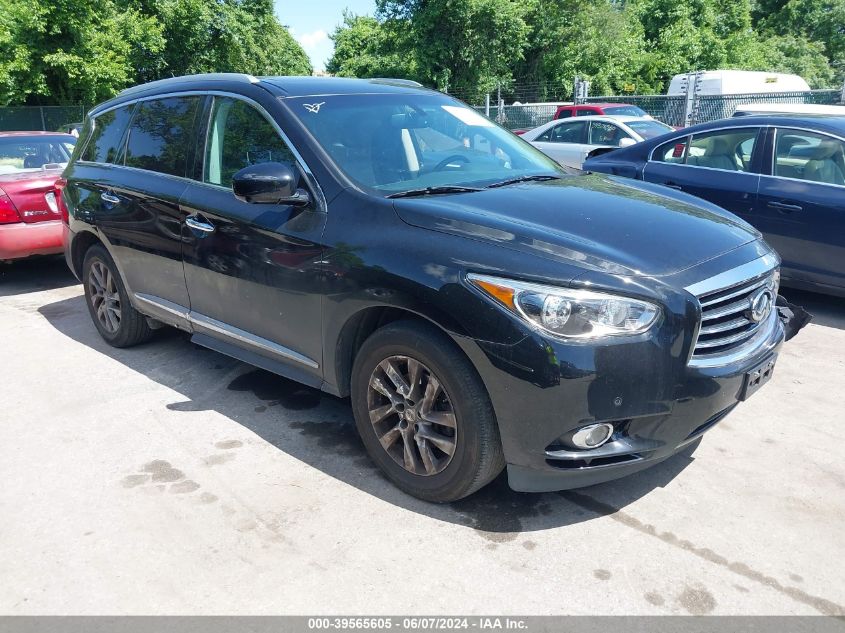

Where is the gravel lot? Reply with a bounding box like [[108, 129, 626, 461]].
[[1, 257, 844, 616]]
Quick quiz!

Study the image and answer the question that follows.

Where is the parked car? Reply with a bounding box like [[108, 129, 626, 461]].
[[0, 131, 76, 262], [61, 74, 800, 501], [521, 115, 673, 169], [554, 103, 652, 119], [733, 103, 845, 118], [584, 114, 845, 296]]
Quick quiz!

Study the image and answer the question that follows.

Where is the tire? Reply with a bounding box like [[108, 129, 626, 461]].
[[82, 244, 153, 348], [351, 320, 505, 502]]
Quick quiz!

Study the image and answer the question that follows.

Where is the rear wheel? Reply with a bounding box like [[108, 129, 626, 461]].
[[351, 321, 504, 502], [82, 245, 153, 348]]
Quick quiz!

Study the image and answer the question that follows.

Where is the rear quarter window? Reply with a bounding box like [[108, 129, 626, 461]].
[[81, 106, 133, 164], [653, 136, 689, 163]]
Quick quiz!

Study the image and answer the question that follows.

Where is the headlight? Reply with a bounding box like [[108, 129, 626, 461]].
[[467, 273, 660, 339]]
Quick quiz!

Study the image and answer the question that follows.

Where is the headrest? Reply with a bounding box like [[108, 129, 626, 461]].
[[709, 136, 732, 155], [809, 140, 841, 160]]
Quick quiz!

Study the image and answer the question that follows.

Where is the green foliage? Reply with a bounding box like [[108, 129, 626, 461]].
[[327, 0, 842, 98], [0, 0, 311, 106], [326, 12, 418, 79]]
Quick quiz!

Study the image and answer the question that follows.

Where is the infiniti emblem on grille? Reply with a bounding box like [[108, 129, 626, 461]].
[[747, 288, 774, 323]]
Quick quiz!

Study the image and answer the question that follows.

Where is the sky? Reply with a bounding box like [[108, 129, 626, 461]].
[[275, 1, 377, 72]]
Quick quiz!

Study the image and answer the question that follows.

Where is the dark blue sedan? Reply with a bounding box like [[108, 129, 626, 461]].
[[584, 114, 845, 296]]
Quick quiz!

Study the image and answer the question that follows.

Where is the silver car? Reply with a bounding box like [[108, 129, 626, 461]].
[[521, 115, 674, 169]]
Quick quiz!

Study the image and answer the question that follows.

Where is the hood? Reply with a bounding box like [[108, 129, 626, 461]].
[[392, 174, 761, 277]]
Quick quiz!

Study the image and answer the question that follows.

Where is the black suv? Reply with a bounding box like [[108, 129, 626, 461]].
[[61, 74, 794, 501]]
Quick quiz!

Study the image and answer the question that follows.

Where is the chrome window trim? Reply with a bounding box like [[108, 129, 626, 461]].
[[134, 293, 319, 369], [769, 126, 845, 190], [647, 125, 764, 164], [83, 90, 327, 211]]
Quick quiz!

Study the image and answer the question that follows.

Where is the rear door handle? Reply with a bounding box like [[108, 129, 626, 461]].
[[663, 182, 682, 190], [767, 201, 803, 213], [100, 192, 120, 205], [185, 215, 215, 233]]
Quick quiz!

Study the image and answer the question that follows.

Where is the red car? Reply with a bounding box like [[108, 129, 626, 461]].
[[554, 103, 651, 119], [0, 132, 76, 261]]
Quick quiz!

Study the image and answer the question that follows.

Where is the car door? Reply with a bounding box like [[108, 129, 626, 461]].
[[755, 127, 845, 291], [642, 127, 763, 219], [79, 97, 201, 316], [530, 120, 589, 169], [179, 95, 327, 384]]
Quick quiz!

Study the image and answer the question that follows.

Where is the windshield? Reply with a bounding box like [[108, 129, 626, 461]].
[[288, 93, 565, 194], [0, 135, 75, 174], [604, 106, 648, 117], [626, 120, 674, 140]]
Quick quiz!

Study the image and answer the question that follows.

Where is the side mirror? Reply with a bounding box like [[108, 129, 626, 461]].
[[618, 137, 637, 148], [232, 162, 310, 206]]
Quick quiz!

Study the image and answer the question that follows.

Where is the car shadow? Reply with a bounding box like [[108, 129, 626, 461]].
[[780, 288, 845, 331], [0, 256, 79, 297], [39, 292, 706, 538]]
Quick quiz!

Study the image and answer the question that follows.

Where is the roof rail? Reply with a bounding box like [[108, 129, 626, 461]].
[[118, 73, 260, 98], [368, 78, 425, 88]]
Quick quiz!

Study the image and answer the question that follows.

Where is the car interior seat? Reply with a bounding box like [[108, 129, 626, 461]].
[[803, 140, 845, 185], [697, 137, 739, 171]]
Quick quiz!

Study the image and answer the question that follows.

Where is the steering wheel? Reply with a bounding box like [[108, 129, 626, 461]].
[[432, 154, 470, 172]]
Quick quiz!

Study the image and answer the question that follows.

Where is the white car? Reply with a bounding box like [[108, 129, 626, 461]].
[[520, 115, 674, 169]]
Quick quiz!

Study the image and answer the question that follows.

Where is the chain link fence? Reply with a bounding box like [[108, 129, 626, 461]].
[[471, 89, 842, 131], [0, 105, 88, 132]]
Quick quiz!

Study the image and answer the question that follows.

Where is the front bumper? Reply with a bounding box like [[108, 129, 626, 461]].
[[456, 294, 800, 493], [0, 220, 63, 260]]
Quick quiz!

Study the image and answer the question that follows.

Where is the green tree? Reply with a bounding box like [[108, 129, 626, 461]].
[[754, 0, 845, 83], [328, 0, 531, 97], [0, 0, 311, 106], [326, 12, 417, 79], [0, 0, 164, 105], [515, 0, 655, 98], [125, 0, 312, 79]]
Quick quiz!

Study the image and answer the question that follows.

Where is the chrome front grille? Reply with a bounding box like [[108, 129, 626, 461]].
[[689, 263, 780, 366]]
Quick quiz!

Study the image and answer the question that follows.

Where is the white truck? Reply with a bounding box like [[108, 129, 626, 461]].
[[667, 70, 811, 96]]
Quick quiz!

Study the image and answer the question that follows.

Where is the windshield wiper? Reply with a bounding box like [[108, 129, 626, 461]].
[[485, 174, 563, 189], [386, 185, 484, 199]]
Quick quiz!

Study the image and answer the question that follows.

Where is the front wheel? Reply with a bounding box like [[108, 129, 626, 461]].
[[351, 321, 504, 502]]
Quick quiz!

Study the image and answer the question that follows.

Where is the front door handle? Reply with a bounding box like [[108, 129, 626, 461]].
[[100, 192, 120, 205], [186, 215, 215, 233], [767, 201, 803, 213], [663, 182, 682, 190]]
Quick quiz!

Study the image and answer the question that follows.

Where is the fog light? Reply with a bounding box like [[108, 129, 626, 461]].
[[571, 423, 614, 449]]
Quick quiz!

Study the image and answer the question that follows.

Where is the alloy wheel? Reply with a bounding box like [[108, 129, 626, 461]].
[[367, 355, 458, 476], [88, 260, 122, 334]]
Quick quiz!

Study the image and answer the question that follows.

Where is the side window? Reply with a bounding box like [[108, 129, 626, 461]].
[[575, 109, 593, 117], [81, 106, 133, 164], [589, 121, 628, 146], [556, 109, 573, 119], [204, 97, 296, 188], [124, 97, 201, 177], [774, 129, 845, 186], [686, 128, 758, 172], [544, 121, 587, 144]]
